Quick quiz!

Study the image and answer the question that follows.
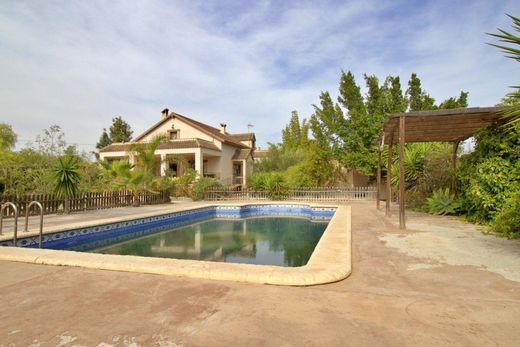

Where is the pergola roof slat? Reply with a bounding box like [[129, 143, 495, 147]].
[[381, 107, 505, 144]]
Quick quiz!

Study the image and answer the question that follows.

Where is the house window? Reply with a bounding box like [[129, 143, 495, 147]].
[[233, 163, 242, 176], [168, 129, 179, 140], [169, 163, 178, 177]]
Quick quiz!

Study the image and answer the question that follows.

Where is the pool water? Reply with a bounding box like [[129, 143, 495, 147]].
[[94, 217, 328, 267]]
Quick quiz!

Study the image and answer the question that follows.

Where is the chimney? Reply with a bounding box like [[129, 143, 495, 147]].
[[220, 123, 227, 134], [161, 108, 169, 119]]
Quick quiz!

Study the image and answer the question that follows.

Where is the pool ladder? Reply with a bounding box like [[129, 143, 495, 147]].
[[0, 201, 44, 248]]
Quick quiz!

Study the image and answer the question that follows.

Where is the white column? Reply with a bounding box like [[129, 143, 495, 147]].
[[194, 225, 201, 255], [242, 160, 247, 185], [128, 154, 136, 165], [194, 148, 203, 177], [160, 154, 167, 176]]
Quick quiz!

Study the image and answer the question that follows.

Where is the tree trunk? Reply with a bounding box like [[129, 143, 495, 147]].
[[132, 192, 140, 207], [64, 197, 70, 214]]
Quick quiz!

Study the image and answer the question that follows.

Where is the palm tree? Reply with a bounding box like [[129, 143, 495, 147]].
[[49, 156, 81, 213], [488, 14, 520, 125], [128, 135, 167, 180], [100, 160, 147, 207]]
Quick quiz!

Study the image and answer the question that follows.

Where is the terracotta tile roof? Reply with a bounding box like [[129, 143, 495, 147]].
[[133, 112, 251, 149], [253, 150, 268, 159], [232, 148, 252, 160], [99, 139, 221, 153], [229, 133, 256, 142]]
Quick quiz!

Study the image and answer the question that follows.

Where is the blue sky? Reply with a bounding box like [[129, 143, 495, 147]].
[[1, 0, 519, 152]]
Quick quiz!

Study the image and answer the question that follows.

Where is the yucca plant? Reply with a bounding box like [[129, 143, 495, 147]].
[[426, 188, 460, 215], [49, 156, 81, 213], [390, 143, 428, 189]]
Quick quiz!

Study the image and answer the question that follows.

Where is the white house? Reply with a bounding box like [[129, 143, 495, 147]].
[[99, 109, 255, 186]]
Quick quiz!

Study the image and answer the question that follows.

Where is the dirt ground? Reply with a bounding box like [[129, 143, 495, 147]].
[[1, 202, 519, 347]]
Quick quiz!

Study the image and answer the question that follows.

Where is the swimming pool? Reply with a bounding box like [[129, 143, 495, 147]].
[[94, 217, 328, 267], [0, 203, 351, 286], [0, 204, 335, 251]]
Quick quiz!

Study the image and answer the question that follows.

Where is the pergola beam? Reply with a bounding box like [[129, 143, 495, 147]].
[[376, 140, 382, 210], [386, 132, 394, 217], [398, 116, 406, 229]]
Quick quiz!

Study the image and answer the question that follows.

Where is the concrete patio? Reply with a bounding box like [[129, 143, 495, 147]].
[[1, 201, 519, 346]]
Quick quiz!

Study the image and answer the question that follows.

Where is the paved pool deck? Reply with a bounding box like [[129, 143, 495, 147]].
[[1, 201, 520, 346]]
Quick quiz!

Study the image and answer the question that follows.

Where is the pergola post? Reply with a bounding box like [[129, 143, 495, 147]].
[[451, 141, 460, 193], [386, 132, 394, 217], [376, 139, 382, 210], [399, 116, 406, 229]]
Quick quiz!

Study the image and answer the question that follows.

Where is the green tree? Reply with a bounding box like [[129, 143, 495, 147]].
[[338, 70, 366, 117], [96, 128, 111, 149], [487, 14, 520, 125], [438, 91, 469, 109], [0, 123, 17, 151], [109, 116, 133, 143], [406, 73, 436, 111], [34, 124, 67, 157], [281, 111, 309, 151], [384, 76, 407, 113], [310, 91, 345, 159], [310, 71, 468, 177], [49, 156, 81, 213]]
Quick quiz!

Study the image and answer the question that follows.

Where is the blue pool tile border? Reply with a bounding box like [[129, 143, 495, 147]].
[[0, 204, 336, 249]]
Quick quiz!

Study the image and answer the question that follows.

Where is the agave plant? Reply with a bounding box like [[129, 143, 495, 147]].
[[49, 156, 82, 213], [426, 188, 460, 215]]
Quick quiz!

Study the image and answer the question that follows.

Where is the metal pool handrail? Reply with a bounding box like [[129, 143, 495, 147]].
[[25, 201, 44, 248], [0, 202, 19, 246]]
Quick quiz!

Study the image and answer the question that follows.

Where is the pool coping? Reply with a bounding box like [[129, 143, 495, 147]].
[[0, 203, 351, 286]]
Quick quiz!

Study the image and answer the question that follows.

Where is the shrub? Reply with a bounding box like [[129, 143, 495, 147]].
[[175, 169, 198, 197], [247, 172, 270, 190], [426, 188, 460, 215], [491, 193, 520, 238], [254, 143, 306, 172], [389, 143, 453, 208], [457, 123, 520, 223], [285, 163, 315, 188], [191, 177, 222, 201], [152, 176, 176, 194], [265, 173, 289, 200]]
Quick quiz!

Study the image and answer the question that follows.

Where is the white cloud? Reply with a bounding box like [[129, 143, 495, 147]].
[[0, 0, 519, 151]]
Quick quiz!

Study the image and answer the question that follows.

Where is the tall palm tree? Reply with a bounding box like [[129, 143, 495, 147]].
[[128, 135, 166, 173]]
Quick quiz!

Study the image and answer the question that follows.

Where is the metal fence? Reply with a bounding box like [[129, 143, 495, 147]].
[[0, 190, 171, 217], [288, 187, 377, 201], [204, 187, 377, 202]]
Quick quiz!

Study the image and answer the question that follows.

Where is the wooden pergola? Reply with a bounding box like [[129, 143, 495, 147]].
[[376, 107, 505, 229]]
